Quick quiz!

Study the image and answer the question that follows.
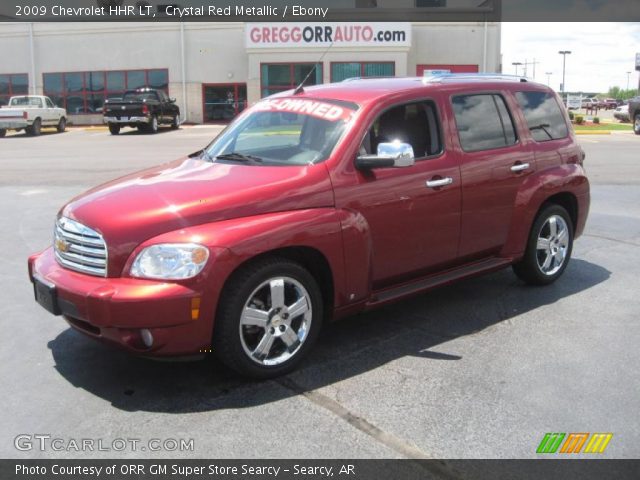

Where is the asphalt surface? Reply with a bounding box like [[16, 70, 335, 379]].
[[1, 125, 639, 460]]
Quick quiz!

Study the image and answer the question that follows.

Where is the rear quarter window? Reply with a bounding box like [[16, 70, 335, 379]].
[[515, 91, 569, 142]]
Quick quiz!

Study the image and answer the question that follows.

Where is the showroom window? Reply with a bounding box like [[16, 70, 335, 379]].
[[0, 73, 28, 106], [203, 84, 248, 123], [330, 62, 395, 82], [260, 63, 322, 97], [43, 69, 168, 114]]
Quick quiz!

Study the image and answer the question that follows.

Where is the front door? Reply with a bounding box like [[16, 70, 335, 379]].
[[334, 100, 462, 289]]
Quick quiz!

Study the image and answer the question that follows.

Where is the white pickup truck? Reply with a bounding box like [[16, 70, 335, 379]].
[[0, 95, 67, 137]]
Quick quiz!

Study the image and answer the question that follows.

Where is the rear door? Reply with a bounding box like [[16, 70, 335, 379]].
[[449, 91, 536, 259]]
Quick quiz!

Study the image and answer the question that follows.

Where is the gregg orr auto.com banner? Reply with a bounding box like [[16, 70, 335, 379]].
[[246, 23, 412, 49]]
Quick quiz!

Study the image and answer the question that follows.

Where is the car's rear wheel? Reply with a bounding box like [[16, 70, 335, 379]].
[[108, 124, 120, 135], [57, 117, 66, 133], [27, 118, 41, 136], [513, 204, 574, 286], [0, 129, 6, 138], [634, 114, 640, 135], [213, 257, 323, 379]]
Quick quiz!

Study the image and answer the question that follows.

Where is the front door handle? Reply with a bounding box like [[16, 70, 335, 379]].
[[426, 177, 454, 188], [510, 162, 531, 173]]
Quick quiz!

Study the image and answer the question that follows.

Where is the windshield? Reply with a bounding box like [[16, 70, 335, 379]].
[[204, 98, 358, 166]]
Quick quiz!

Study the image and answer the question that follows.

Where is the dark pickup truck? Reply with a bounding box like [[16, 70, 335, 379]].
[[103, 88, 180, 135]]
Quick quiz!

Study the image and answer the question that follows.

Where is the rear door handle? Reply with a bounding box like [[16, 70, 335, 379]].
[[426, 177, 453, 188], [510, 162, 531, 173]]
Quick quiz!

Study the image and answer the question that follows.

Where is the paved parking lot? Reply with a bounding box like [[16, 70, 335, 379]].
[[1, 126, 639, 459]]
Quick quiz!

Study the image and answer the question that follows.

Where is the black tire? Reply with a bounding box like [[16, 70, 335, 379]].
[[213, 257, 323, 379], [148, 115, 158, 134], [57, 117, 66, 133], [27, 118, 41, 136], [634, 114, 640, 135], [171, 114, 180, 130], [0, 129, 6, 138], [108, 124, 120, 135], [513, 204, 574, 286]]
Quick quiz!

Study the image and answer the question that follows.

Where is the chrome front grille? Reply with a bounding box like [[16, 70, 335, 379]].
[[54, 217, 107, 277]]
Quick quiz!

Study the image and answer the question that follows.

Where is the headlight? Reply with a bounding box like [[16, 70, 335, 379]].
[[130, 243, 209, 280]]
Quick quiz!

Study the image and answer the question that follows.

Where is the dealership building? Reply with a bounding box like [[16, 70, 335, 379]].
[[0, 21, 501, 125]]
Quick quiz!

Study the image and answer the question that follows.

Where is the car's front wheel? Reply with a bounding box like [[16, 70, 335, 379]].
[[513, 204, 574, 285], [634, 114, 640, 135], [57, 117, 66, 133], [171, 114, 180, 130], [213, 258, 323, 378]]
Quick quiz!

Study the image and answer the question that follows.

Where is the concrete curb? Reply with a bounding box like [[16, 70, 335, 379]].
[[574, 131, 611, 135]]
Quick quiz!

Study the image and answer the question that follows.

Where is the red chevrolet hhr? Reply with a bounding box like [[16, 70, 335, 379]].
[[29, 75, 589, 378]]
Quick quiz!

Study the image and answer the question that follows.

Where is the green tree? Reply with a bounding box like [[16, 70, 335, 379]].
[[606, 86, 638, 101]]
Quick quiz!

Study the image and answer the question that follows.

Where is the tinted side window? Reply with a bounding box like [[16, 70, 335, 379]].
[[515, 91, 569, 142], [452, 94, 517, 152]]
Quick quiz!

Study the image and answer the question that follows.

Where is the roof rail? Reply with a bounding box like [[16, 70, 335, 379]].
[[341, 76, 396, 82], [422, 73, 529, 83]]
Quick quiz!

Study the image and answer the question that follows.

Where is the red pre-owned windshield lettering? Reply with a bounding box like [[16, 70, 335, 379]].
[[253, 99, 354, 122]]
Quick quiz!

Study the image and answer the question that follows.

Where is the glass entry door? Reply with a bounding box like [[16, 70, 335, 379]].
[[203, 84, 247, 123]]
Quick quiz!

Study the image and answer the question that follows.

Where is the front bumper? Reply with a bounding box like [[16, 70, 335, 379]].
[[28, 247, 211, 356], [0, 120, 29, 129], [104, 116, 149, 124]]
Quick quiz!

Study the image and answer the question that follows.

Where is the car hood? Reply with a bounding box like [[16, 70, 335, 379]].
[[61, 157, 334, 275]]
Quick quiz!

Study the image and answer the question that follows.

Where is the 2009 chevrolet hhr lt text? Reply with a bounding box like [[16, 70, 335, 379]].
[[29, 75, 590, 378]]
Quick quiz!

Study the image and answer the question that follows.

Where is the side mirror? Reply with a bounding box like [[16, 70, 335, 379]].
[[356, 142, 415, 170]]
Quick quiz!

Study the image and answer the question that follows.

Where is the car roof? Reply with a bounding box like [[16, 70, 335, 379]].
[[270, 75, 552, 106]]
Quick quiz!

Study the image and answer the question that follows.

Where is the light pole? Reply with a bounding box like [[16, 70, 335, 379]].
[[545, 72, 553, 86], [512, 62, 523, 76], [558, 50, 572, 93], [627, 72, 632, 92]]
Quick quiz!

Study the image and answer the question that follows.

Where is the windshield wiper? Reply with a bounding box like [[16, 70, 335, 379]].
[[215, 152, 264, 163], [530, 123, 553, 140]]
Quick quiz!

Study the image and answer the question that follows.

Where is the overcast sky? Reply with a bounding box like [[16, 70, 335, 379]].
[[501, 22, 640, 94]]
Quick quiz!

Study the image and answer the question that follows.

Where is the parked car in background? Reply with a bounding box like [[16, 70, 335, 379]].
[[29, 75, 590, 378], [602, 98, 618, 110], [629, 96, 640, 135], [103, 87, 180, 135], [581, 97, 599, 109], [0, 95, 67, 137], [613, 104, 630, 122]]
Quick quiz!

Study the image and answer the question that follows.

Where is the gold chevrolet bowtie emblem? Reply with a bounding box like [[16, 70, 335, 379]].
[[55, 237, 70, 253]]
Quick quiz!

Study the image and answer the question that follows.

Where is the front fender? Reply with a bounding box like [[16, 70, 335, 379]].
[[501, 164, 590, 258], [125, 208, 354, 314]]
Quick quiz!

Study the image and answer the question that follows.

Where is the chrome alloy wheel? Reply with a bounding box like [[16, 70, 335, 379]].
[[536, 215, 570, 276], [239, 277, 312, 366], [635, 115, 640, 134]]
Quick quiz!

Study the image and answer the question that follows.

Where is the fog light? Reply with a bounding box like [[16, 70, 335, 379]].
[[140, 329, 153, 348]]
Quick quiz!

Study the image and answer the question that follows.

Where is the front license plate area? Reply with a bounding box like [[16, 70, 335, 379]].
[[33, 276, 61, 315]]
